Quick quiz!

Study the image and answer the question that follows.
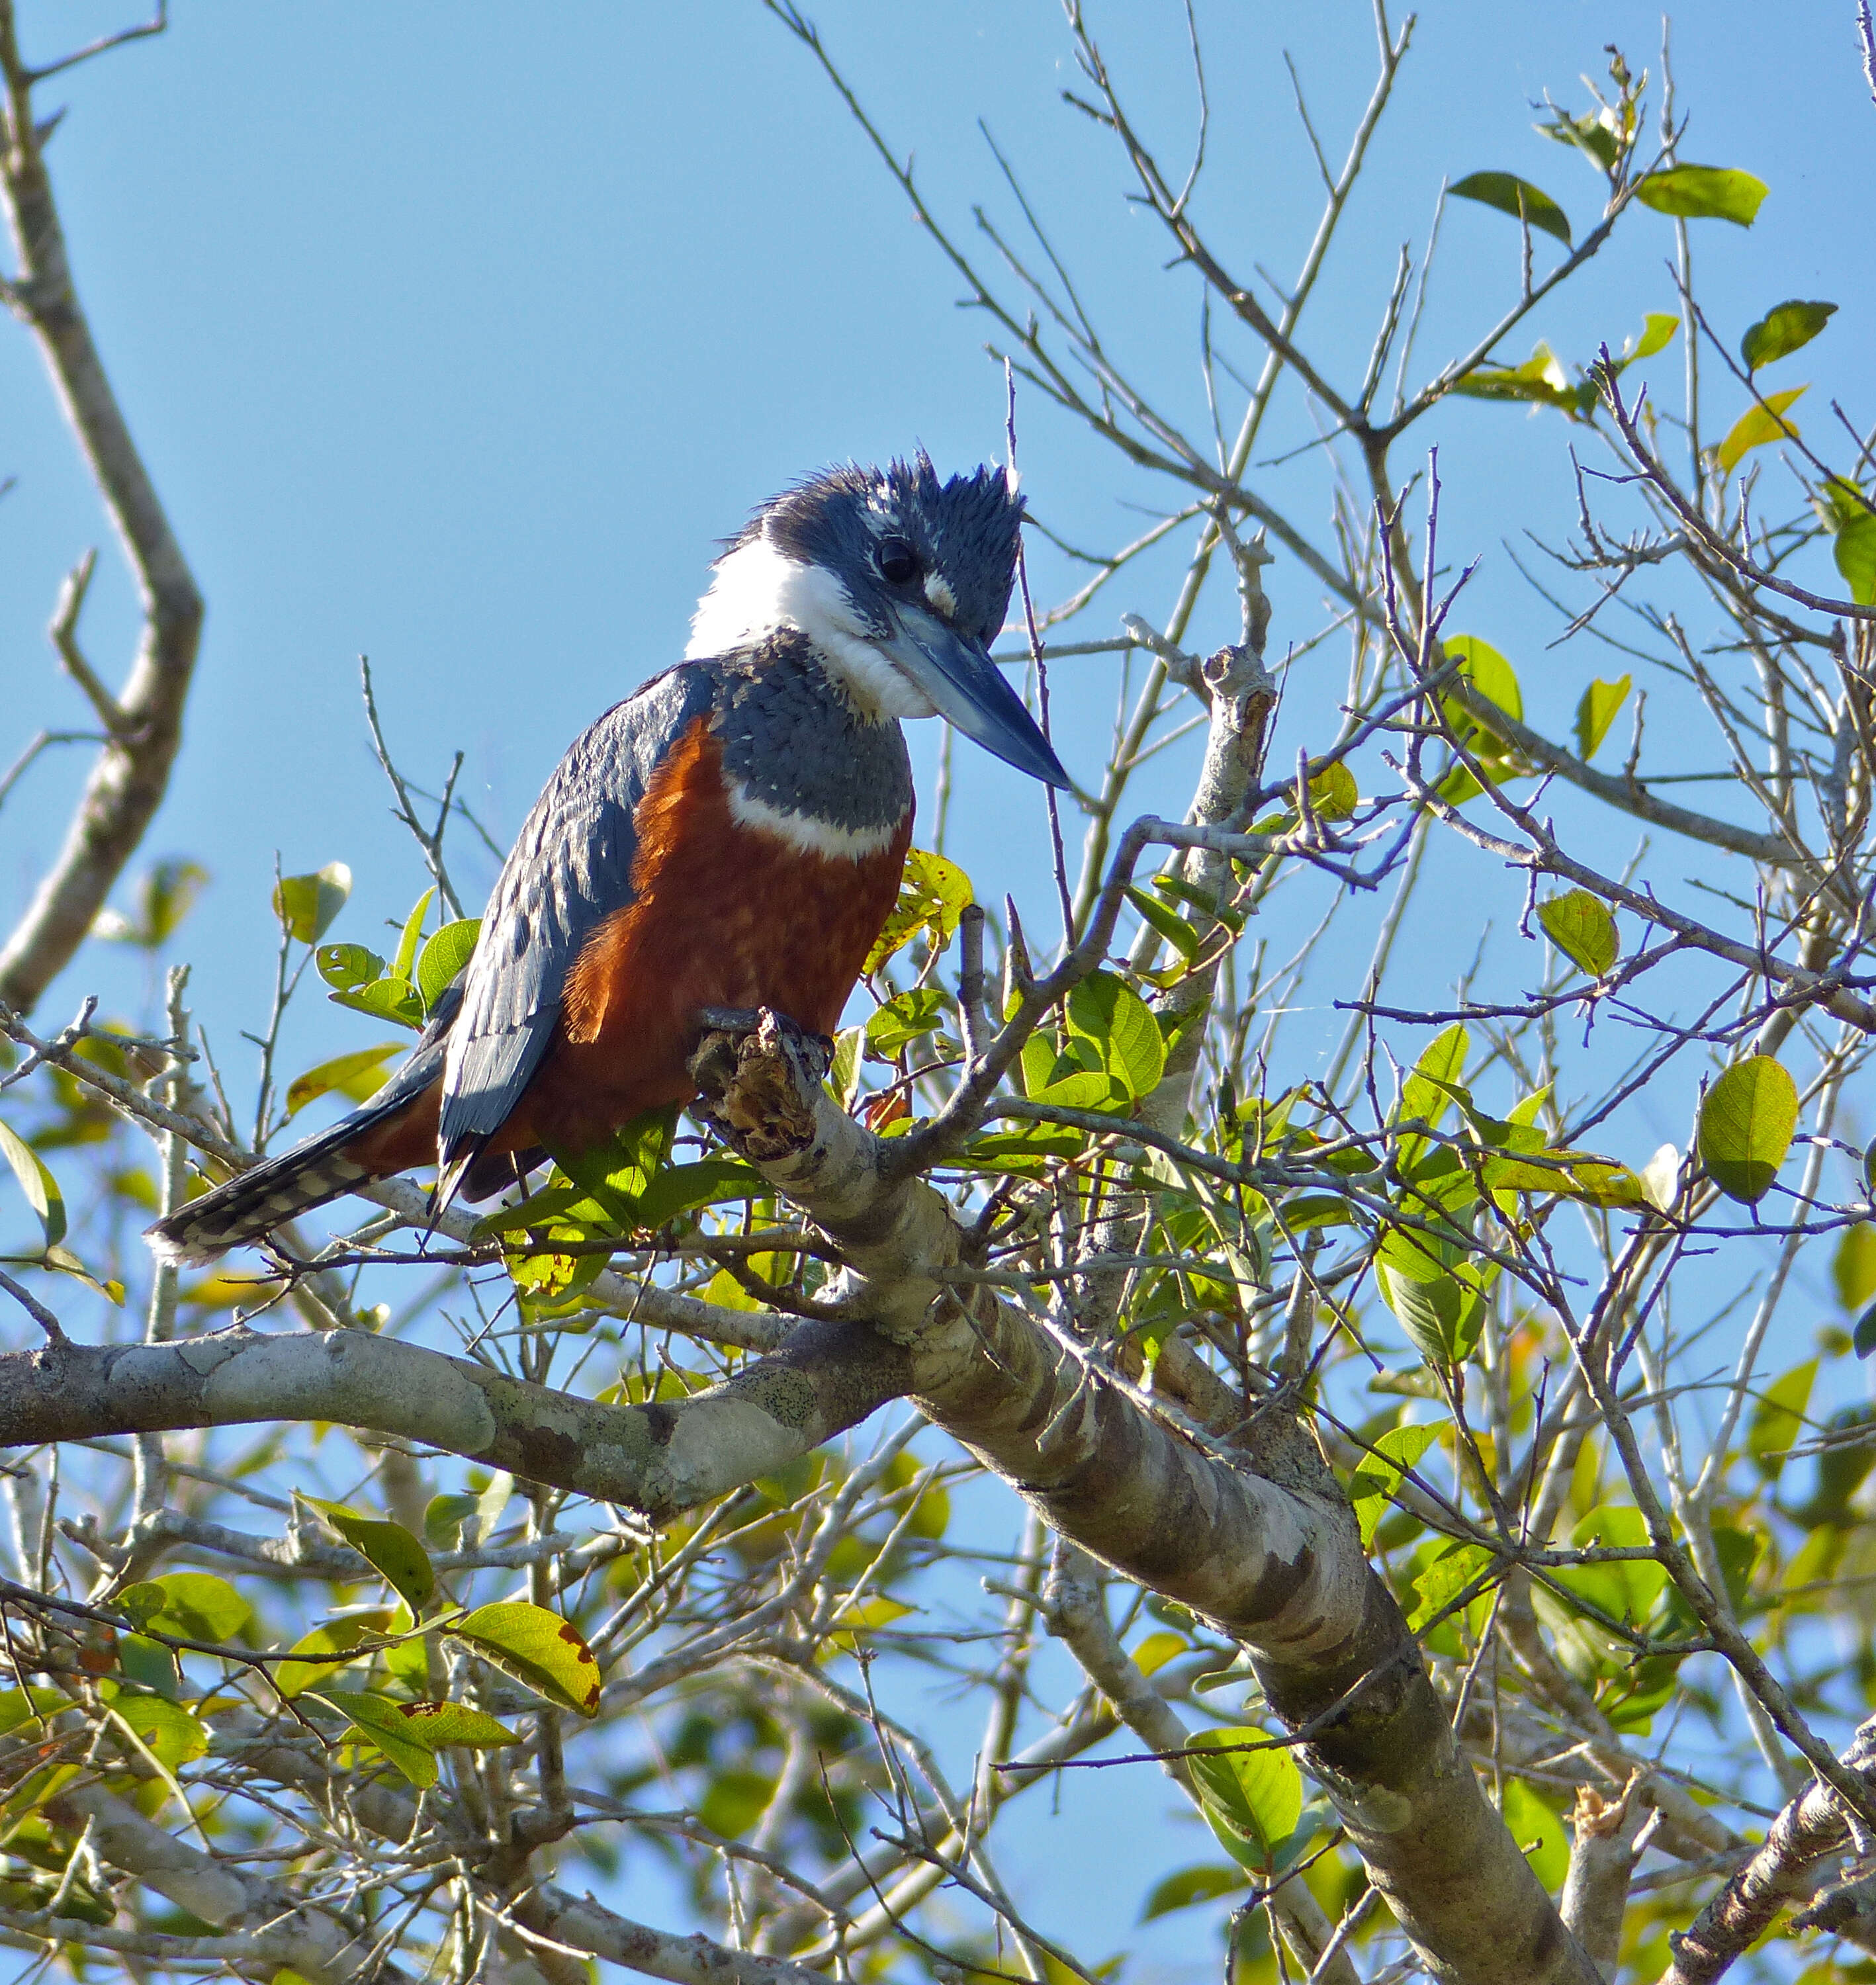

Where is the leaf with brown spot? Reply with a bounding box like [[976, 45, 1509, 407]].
[[445, 1601, 603, 1716]]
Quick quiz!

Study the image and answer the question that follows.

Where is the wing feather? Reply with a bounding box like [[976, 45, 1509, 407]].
[[438, 663, 718, 1166]]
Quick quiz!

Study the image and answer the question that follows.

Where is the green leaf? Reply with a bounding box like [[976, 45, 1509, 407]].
[[424, 1493, 478, 1546], [1716, 386, 1806, 477], [1621, 312, 1680, 366], [1501, 1780, 1570, 1891], [1697, 1055, 1799, 1204], [1349, 1422, 1441, 1551], [116, 1583, 167, 1632], [284, 1041, 404, 1120], [1450, 171, 1572, 245], [1857, 1301, 1876, 1360], [316, 942, 385, 992], [93, 858, 210, 949], [1480, 1149, 1646, 1210], [1445, 635, 1523, 727], [447, 1600, 603, 1716], [1539, 107, 1623, 171], [864, 848, 971, 973], [1141, 1864, 1242, 1921], [1537, 890, 1619, 979], [1066, 970, 1165, 1102], [1398, 1023, 1469, 1131], [386, 1700, 521, 1748], [1574, 676, 1630, 760], [302, 1498, 436, 1615], [1126, 884, 1202, 961], [391, 888, 436, 985], [137, 1572, 252, 1644], [632, 1157, 765, 1229], [326, 975, 425, 1030], [1451, 341, 1586, 413], [1834, 513, 1876, 606], [1562, 1505, 1668, 1624], [1748, 1358, 1816, 1479], [274, 1611, 394, 1698], [866, 987, 951, 1057], [1407, 1540, 1496, 1632], [416, 918, 481, 1012], [1742, 300, 1836, 373], [1298, 757, 1359, 821], [273, 861, 353, 945], [1186, 1728, 1303, 1873], [959, 1124, 1087, 1178], [1376, 1240, 1483, 1369], [1029, 1067, 1132, 1113], [1835, 1225, 1876, 1311], [1634, 163, 1767, 226], [108, 1691, 208, 1769], [320, 1688, 437, 1787], [0, 1118, 66, 1251]]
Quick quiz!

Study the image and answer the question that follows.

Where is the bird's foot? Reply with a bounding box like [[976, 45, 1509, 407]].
[[689, 1007, 830, 1163]]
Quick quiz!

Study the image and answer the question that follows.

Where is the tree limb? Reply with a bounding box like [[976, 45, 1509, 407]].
[[0, 2, 204, 1013]]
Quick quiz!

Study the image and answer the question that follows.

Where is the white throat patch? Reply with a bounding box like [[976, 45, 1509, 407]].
[[686, 537, 938, 721]]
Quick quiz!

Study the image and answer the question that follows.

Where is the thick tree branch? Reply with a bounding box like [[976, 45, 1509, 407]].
[[688, 1014, 1601, 1985], [0, 3, 204, 1012], [0, 1316, 908, 1523]]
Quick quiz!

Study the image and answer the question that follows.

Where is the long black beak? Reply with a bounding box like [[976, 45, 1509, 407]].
[[889, 607, 1071, 789]]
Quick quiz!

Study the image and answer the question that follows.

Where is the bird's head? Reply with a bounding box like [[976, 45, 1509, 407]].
[[686, 453, 1071, 789]]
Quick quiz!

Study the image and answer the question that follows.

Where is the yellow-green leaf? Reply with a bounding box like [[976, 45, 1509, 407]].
[[1574, 676, 1630, 760], [0, 1118, 66, 1252], [320, 1689, 437, 1787], [1698, 1056, 1799, 1204], [1186, 1728, 1303, 1873], [284, 1041, 404, 1120], [302, 1498, 435, 1614], [1635, 163, 1767, 226], [1502, 1780, 1570, 1891], [1450, 171, 1572, 245], [1716, 386, 1805, 476], [390, 887, 435, 984], [416, 918, 481, 1012], [1141, 1864, 1242, 1921], [136, 1572, 251, 1644], [1065, 969, 1165, 1102], [1741, 300, 1836, 373], [273, 1610, 394, 1698], [447, 1601, 603, 1716], [1834, 512, 1876, 606], [864, 848, 971, 973], [1537, 890, 1619, 979], [107, 1693, 208, 1769], [1748, 1358, 1816, 1479], [1834, 1224, 1876, 1311], [273, 861, 352, 945], [1349, 1422, 1441, 1550]]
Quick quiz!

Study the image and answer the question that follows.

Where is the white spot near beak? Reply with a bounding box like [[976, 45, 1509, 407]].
[[686, 535, 938, 721], [923, 571, 958, 619]]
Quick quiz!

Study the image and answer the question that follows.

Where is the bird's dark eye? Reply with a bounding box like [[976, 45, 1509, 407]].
[[876, 537, 920, 586]]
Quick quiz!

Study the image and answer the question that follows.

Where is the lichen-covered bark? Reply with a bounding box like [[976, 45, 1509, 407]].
[[692, 1015, 1599, 1985], [0, 1316, 908, 1522]]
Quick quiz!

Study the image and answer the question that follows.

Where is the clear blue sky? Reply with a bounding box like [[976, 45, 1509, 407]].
[[2, 5, 1871, 1976]]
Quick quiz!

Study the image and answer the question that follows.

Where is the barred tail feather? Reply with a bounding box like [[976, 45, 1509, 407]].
[[146, 1007, 458, 1268], [146, 1122, 386, 1268]]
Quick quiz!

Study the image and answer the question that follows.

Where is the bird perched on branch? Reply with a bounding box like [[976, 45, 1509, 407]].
[[150, 455, 1067, 1266]]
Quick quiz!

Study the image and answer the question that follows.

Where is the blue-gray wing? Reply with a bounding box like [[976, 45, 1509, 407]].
[[437, 663, 719, 1169]]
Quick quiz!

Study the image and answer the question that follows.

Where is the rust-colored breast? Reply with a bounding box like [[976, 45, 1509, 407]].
[[515, 717, 911, 1157]]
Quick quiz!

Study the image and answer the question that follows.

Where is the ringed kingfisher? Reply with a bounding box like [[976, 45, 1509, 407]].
[[150, 455, 1067, 1266]]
